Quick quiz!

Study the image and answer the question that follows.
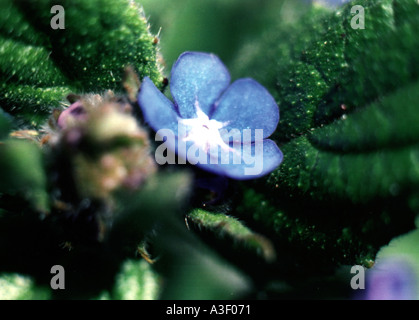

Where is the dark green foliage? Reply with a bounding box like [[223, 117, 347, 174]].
[[0, 0, 163, 127], [141, 0, 287, 68], [0, 139, 49, 212], [234, 0, 419, 272], [187, 208, 276, 262], [0, 109, 11, 138], [112, 173, 250, 300], [235, 0, 419, 142]]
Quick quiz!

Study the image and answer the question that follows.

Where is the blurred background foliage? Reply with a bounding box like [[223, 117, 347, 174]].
[[141, 0, 292, 70], [0, 0, 419, 300]]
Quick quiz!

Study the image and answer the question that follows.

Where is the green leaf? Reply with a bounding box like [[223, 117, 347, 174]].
[[269, 79, 419, 204], [0, 273, 50, 300], [0, 0, 46, 46], [235, 0, 419, 142], [107, 259, 160, 300], [155, 226, 251, 300], [1, 0, 163, 127], [110, 171, 250, 299], [0, 108, 12, 138], [0, 0, 73, 126], [231, 3, 331, 140], [234, 0, 419, 269], [0, 83, 71, 127], [141, 0, 287, 68], [0, 139, 49, 213], [187, 208, 276, 262], [110, 171, 192, 244]]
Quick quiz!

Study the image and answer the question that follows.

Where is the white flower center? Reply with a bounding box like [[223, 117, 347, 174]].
[[178, 101, 232, 154]]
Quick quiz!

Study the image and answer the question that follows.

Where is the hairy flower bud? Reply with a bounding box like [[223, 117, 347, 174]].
[[44, 92, 156, 242]]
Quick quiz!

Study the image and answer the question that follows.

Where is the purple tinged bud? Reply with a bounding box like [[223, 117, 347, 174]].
[[57, 101, 88, 129]]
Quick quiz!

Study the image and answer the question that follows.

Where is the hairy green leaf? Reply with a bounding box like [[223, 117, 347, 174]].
[[0, 0, 163, 127], [235, 0, 419, 269], [187, 208, 276, 262], [235, 0, 419, 142]]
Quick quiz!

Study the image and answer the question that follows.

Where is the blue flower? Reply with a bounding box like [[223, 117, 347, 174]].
[[137, 52, 283, 179], [361, 257, 417, 300]]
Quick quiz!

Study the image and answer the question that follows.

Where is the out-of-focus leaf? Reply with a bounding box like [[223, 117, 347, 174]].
[[111, 259, 161, 300], [96, 259, 161, 300], [156, 226, 251, 300], [110, 171, 192, 243], [0, 108, 12, 138], [0, 273, 50, 300], [112, 172, 250, 300], [0, 139, 48, 213], [141, 0, 286, 68]]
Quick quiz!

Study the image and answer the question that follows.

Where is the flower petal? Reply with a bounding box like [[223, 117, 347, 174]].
[[170, 52, 231, 118], [195, 139, 283, 180], [211, 78, 279, 141], [137, 77, 179, 133]]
